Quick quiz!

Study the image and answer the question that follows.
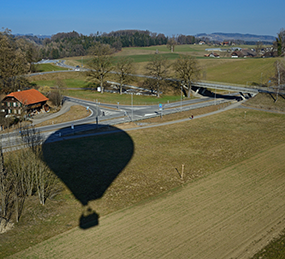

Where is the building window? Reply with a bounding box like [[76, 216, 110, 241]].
[[14, 109, 17, 114], [18, 109, 21, 114], [13, 102, 17, 107], [8, 109, 11, 114]]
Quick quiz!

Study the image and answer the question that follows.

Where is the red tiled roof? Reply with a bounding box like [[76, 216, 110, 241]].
[[6, 89, 48, 105]]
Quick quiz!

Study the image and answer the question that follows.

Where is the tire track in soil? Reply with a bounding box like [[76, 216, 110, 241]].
[[9, 143, 285, 259]]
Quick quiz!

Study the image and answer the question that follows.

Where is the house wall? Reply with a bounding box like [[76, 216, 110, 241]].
[[1, 97, 22, 115]]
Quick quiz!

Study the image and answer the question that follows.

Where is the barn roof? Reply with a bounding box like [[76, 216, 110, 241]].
[[5, 89, 48, 105]]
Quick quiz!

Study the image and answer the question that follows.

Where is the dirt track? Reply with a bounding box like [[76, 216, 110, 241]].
[[9, 144, 285, 259]]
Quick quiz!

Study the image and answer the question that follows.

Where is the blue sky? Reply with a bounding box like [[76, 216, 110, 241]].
[[1, 0, 285, 37]]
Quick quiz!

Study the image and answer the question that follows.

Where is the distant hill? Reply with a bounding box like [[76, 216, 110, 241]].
[[196, 32, 275, 43], [14, 33, 51, 39]]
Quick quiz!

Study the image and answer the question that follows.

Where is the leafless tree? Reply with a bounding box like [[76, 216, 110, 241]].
[[272, 59, 285, 102], [256, 41, 263, 57], [49, 87, 62, 108], [114, 57, 134, 94], [145, 54, 169, 97], [173, 55, 201, 98], [87, 43, 114, 93], [0, 146, 8, 218], [19, 126, 62, 205], [167, 36, 177, 52]]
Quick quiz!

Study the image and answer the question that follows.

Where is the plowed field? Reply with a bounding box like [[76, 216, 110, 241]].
[[9, 143, 285, 259]]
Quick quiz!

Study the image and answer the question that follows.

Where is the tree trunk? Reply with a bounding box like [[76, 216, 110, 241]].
[[187, 81, 192, 98], [157, 81, 160, 98], [14, 190, 19, 222], [275, 62, 280, 103], [120, 78, 123, 95], [100, 75, 104, 94], [0, 149, 6, 217]]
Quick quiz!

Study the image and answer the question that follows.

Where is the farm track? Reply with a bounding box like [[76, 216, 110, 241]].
[[9, 143, 285, 259]]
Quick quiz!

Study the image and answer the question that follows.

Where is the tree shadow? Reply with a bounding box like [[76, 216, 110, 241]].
[[42, 124, 134, 229], [268, 92, 276, 102]]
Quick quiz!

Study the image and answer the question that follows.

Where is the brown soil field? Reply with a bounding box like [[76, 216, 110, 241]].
[[8, 143, 285, 259]]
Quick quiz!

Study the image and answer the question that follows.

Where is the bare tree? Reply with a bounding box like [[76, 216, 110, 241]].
[[256, 41, 263, 58], [86, 43, 114, 93], [49, 87, 62, 108], [167, 36, 177, 53], [146, 54, 169, 97], [272, 60, 285, 102], [0, 146, 8, 218], [173, 55, 201, 98], [114, 57, 134, 94], [19, 126, 61, 205]]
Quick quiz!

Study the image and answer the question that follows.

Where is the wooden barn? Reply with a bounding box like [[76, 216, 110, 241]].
[[1, 89, 49, 116]]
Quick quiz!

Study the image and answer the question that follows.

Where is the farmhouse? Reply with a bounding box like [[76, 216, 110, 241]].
[[1, 89, 49, 116], [204, 52, 220, 58], [231, 49, 256, 58]]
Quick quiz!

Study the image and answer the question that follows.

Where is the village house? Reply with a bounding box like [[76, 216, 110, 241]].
[[1, 89, 49, 117], [204, 52, 220, 58], [231, 49, 256, 58]]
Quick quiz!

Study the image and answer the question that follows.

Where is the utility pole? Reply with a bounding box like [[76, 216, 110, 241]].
[[131, 93, 133, 121], [180, 84, 183, 112], [276, 62, 280, 103]]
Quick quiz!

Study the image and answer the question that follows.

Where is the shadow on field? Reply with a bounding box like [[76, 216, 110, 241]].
[[42, 124, 134, 229]]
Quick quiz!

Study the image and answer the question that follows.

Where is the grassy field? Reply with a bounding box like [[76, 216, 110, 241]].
[[1, 98, 285, 257], [30, 43, 280, 89], [8, 142, 285, 258], [36, 63, 68, 72], [63, 89, 185, 105]]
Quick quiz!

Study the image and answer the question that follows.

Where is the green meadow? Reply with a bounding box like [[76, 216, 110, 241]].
[[36, 63, 68, 72], [30, 44, 281, 93]]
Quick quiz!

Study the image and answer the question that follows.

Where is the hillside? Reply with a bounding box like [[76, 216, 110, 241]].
[[196, 32, 275, 43]]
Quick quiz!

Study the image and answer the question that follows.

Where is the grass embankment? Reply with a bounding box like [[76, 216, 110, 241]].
[[252, 230, 285, 259], [34, 105, 91, 127], [64, 90, 184, 105], [1, 106, 285, 257], [244, 91, 285, 112]]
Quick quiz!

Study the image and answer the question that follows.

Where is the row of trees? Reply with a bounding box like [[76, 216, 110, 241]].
[[86, 43, 201, 97], [22, 30, 198, 59], [0, 127, 61, 223], [38, 30, 170, 59]]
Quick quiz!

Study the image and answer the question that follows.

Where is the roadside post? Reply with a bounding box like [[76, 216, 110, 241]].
[[159, 103, 163, 118]]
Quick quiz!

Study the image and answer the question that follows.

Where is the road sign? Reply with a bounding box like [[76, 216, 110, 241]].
[[159, 103, 162, 111]]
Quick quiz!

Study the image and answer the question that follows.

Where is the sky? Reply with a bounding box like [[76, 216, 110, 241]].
[[1, 0, 285, 37]]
